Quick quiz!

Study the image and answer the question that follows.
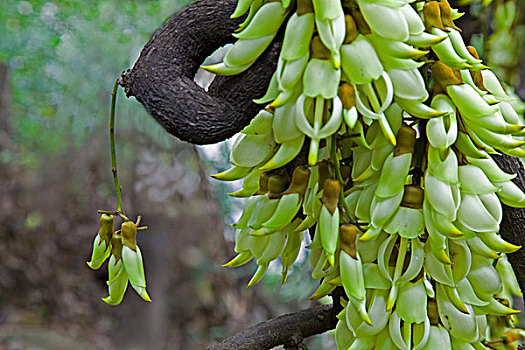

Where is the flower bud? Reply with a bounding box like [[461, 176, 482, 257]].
[[297, 0, 313, 15], [255, 172, 271, 195], [339, 83, 356, 110], [427, 298, 439, 325], [339, 224, 358, 259], [99, 214, 114, 246], [466, 46, 480, 60], [343, 15, 359, 44], [322, 178, 340, 214], [87, 214, 114, 270], [394, 125, 417, 156], [267, 175, 288, 198], [467, 47, 484, 89], [431, 81, 445, 95], [401, 185, 424, 209], [439, 0, 460, 31], [431, 61, 463, 88], [283, 166, 311, 197], [111, 233, 123, 262], [423, 1, 445, 32], [310, 36, 332, 60], [121, 221, 137, 251]]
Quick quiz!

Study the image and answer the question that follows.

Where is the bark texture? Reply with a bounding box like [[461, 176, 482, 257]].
[[492, 154, 525, 294], [119, 0, 279, 144], [207, 304, 339, 350]]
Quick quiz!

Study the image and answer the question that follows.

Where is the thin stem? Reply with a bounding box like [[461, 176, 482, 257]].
[[363, 82, 397, 145], [313, 97, 324, 133], [403, 320, 412, 349], [109, 79, 125, 214], [330, 134, 354, 224], [97, 209, 129, 222], [309, 97, 325, 165], [98, 210, 117, 215], [387, 237, 410, 310], [363, 83, 381, 113]]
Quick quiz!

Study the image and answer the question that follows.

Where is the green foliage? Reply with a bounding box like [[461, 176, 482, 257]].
[[453, 0, 525, 88], [0, 0, 189, 166], [486, 1, 525, 85]]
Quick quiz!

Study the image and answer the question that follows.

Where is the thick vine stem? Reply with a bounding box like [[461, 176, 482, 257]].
[[119, 0, 280, 145], [207, 304, 340, 350], [491, 153, 525, 296], [207, 288, 345, 350]]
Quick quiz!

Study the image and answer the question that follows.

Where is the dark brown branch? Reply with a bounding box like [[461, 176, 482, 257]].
[[208, 288, 345, 350], [492, 154, 525, 296], [207, 304, 339, 350], [119, 0, 279, 144], [283, 335, 308, 350]]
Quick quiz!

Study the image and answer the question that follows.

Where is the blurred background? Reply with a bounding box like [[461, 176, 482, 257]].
[[0, 0, 523, 349]]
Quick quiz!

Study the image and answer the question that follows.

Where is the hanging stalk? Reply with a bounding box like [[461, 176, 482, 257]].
[[109, 79, 126, 217]]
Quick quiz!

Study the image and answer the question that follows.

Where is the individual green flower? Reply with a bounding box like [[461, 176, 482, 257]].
[[87, 214, 114, 270], [102, 233, 128, 305], [120, 221, 152, 302]]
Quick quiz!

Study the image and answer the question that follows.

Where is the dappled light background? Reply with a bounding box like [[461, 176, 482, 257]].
[[0, 0, 524, 349]]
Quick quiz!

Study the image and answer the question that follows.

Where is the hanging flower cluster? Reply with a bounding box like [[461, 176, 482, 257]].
[[205, 0, 525, 347], [88, 213, 151, 305]]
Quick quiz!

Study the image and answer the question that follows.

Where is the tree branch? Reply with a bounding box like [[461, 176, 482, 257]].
[[207, 304, 338, 350], [208, 287, 345, 350], [119, 0, 279, 145]]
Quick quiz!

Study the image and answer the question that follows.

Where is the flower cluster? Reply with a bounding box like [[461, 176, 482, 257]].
[[207, 0, 525, 347], [87, 214, 151, 305]]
